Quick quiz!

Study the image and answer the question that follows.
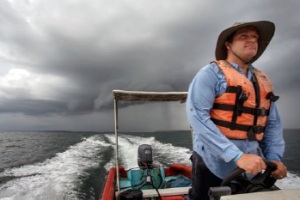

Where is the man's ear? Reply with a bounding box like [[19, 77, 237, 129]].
[[225, 41, 230, 49]]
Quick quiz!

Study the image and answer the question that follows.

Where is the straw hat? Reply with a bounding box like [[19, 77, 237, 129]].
[[215, 21, 275, 63]]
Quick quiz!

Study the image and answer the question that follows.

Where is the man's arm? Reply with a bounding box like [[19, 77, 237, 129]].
[[258, 102, 287, 179], [259, 103, 284, 161]]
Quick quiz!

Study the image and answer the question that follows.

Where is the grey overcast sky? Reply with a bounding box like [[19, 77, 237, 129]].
[[0, 0, 299, 131]]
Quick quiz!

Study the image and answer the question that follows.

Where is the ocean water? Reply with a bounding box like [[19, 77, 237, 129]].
[[0, 130, 299, 200]]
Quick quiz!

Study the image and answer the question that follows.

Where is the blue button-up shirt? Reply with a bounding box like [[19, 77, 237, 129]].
[[186, 61, 285, 179]]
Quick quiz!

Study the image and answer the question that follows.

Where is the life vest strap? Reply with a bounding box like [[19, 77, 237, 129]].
[[225, 86, 240, 93], [211, 118, 265, 141], [213, 104, 269, 116], [230, 85, 243, 129], [251, 73, 260, 127]]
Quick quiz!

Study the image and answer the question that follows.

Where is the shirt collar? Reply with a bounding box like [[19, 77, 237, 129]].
[[228, 61, 255, 76]]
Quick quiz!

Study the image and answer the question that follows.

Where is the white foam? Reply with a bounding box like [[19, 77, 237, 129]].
[[104, 134, 191, 169], [0, 135, 111, 200], [103, 134, 117, 171], [105, 134, 145, 169]]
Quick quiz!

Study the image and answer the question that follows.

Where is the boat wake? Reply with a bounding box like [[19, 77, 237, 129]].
[[0, 135, 111, 200]]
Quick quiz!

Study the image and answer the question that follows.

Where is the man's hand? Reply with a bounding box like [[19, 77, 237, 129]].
[[235, 153, 266, 174], [270, 160, 287, 179]]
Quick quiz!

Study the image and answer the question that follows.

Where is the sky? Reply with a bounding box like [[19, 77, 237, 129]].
[[0, 0, 299, 132]]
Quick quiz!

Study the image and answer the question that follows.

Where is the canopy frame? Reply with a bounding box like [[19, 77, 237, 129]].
[[112, 90, 188, 198]]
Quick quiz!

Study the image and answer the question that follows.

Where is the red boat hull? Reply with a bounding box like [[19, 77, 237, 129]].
[[101, 164, 191, 200]]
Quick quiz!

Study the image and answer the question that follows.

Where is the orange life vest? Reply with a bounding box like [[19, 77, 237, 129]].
[[210, 60, 279, 141]]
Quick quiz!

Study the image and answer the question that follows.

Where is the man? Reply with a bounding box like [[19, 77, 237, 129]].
[[186, 21, 287, 200]]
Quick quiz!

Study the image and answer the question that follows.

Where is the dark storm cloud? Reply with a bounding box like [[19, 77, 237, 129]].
[[0, 98, 68, 115], [0, 0, 299, 130]]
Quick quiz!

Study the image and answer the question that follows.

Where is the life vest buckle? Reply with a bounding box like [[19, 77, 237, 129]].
[[252, 125, 264, 133], [259, 109, 267, 116], [238, 91, 249, 102], [237, 90, 249, 116], [247, 126, 264, 141], [254, 108, 268, 116]]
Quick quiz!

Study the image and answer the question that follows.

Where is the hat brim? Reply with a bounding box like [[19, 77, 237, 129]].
[[215, 21, 275, 63]]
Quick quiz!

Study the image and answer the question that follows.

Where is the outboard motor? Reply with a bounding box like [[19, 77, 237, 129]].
[[138, 144, 153, 169]]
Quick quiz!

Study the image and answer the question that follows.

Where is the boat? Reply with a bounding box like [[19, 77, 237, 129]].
[[101, 90, 300, 200], [101, 90, 191, 200]]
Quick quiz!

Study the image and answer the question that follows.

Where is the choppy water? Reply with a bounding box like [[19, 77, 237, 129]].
[[0, 130, 299, 200]]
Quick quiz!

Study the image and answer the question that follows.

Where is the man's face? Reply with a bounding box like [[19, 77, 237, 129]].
[[228, 26, 259, 61]]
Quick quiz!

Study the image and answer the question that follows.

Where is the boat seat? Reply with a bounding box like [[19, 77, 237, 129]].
[[141, 186, 191, 198]]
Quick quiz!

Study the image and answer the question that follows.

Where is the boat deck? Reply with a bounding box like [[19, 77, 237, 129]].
[[221, 188, 300, 200]]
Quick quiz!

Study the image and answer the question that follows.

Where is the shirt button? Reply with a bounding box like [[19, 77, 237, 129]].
[[190, 108, 193, 111]]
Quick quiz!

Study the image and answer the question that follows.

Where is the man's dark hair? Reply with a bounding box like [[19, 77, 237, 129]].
[[226, 31, 236, 43]]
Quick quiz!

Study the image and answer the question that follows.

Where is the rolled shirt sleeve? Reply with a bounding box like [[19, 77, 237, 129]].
[[259, 102, 285, 161]]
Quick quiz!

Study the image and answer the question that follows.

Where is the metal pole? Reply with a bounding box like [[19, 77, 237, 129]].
[[114, 99, 120, 199], [190, 125, 194, 150]]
